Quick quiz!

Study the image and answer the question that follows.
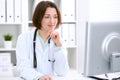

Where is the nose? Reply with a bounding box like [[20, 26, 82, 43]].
[[49, 17, 55, 24]]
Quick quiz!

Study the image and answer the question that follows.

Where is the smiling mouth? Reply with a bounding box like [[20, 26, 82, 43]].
[[48, 25, 55, 29], [48, 25, 54, 27]]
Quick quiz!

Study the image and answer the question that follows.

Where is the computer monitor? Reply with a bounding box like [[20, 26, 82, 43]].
[[83, 21, 120, 79]]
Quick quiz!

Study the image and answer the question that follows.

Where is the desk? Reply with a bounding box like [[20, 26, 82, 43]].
[[0, 77, 22, 80], [52, 69, 95, 80], [0, 69, 95, 80], [1, 69, 120, 80], [0, 73, 95, 80], [52, 76, 95, 80], [0, 76, 94, 80]]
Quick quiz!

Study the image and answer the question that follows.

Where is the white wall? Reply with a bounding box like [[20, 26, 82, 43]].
[[76, 0, 89, 73], [90, 0, 120, 22]]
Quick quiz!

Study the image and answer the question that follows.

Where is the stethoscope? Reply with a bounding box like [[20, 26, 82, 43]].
[[33, 28, 55, 68]]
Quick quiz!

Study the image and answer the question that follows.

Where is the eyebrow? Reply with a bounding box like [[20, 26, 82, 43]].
[[44, 14, 57, 15]]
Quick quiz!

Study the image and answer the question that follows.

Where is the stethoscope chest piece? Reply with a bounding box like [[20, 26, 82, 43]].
[[48, 42, 55, 63]]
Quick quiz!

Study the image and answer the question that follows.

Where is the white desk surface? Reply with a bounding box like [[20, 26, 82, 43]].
[[0, 77, 22, 80], [0, 69, 95, 80], [0, 76, 94, 80], [0, 74, 94, 80], [0, 68, 120, 80]]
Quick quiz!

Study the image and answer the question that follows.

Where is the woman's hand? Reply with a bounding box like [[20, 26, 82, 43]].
[[50, 31, 62, 47], [39, 75, 52, 80]]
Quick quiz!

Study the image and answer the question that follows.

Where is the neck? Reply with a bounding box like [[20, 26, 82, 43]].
[[38, 30, 49, 42]]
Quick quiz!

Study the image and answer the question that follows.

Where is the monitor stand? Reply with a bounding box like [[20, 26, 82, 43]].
[[88, 73, 120, 80], [88, 74, 108, 80]]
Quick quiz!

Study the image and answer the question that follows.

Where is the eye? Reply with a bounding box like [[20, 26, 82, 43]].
[[54, 16, 58, 19], [54, 15, 58, 19], [44, 16, 50, 19]]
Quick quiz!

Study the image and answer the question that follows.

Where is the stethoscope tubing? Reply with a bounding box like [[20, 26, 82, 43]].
[[33, 28, 55, 68]]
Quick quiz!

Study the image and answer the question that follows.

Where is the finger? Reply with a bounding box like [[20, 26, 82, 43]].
[[39, 76, 47, 80], [44, 76, 52, 80], [50, 32, 58, 39], [50, 33, 55, 39], [39, 77, 44, 80], [47, 75, 52, 80]]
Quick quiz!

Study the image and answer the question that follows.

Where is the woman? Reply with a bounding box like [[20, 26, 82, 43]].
[[16, 1, 69, 80]]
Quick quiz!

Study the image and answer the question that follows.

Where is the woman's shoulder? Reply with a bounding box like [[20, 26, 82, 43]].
[[18, 28, 36, 39]]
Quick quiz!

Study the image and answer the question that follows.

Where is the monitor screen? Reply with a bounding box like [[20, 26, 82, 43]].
[[83, 22, 120, 78]]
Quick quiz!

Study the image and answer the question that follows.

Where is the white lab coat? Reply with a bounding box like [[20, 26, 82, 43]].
[[16, 29, 69, 80]]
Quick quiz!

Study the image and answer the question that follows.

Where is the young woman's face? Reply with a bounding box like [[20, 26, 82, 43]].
[[41, 7, 58, 33]]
